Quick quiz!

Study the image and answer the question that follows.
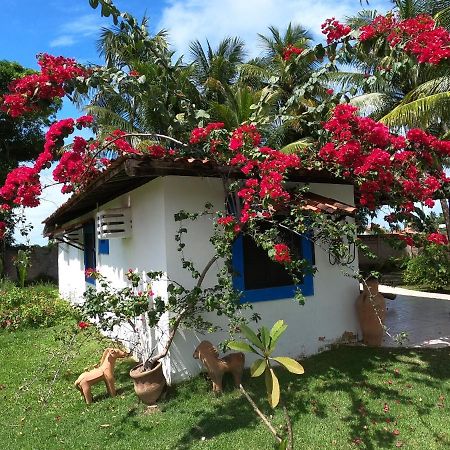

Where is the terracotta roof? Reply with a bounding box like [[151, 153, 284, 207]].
[[299, 193, 356, 216], [43, 155, 354, 236]]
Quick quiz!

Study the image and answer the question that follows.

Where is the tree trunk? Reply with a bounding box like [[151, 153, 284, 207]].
[[439, 198, 450, 241]]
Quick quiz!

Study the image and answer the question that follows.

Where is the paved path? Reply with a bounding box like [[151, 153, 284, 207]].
[[378, 285, 450, 348]]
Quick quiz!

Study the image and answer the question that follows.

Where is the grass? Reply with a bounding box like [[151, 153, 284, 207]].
[[0, 325, 449, 450]]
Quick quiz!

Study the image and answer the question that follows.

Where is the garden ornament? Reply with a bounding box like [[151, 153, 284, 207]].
[[193, 340, 245, 393], [356, 278, 386, 347], [74, 347, 129, 404]]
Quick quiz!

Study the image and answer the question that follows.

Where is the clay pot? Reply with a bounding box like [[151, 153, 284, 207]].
[[129, 361, 166, 405], [356, 279, 386, 346]]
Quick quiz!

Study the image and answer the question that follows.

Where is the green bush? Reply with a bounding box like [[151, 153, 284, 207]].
[[0, 281, 74, 329], [403, 244, 450, 291]]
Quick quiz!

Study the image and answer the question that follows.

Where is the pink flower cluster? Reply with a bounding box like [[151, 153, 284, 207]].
[[229, 124, 261, 151], [359, 14, 450, 65], [321, 18, 351, 44], [319, 104, 450, 210], [1, 54, 88, 117], [282, 45, 304, 61], [0, 116, 94, 207], [189, 122, 225, 144]]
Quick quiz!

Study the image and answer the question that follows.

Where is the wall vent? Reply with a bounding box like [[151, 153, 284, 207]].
[[97, 208, 132, 239], [65, 228, 83, 245]]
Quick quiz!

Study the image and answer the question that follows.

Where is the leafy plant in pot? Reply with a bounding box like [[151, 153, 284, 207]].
[[79, 238, 244, 405], [79, 268, 168, 404]]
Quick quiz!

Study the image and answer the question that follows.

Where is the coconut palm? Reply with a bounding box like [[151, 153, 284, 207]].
[[84, 17, 201, 142], [189, 37, 246, 104]]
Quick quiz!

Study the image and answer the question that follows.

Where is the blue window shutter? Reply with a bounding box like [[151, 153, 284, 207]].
[[98, 239, 110, 255]]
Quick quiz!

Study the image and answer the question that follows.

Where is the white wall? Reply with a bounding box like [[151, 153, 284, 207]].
[[57, 176, 360, 384], [160, 178, 360, 382]]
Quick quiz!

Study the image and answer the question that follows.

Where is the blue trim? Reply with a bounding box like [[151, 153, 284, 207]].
[[232, 234, 314, 302], [98, 239, 110, 255], [83, 222, 96, 285]]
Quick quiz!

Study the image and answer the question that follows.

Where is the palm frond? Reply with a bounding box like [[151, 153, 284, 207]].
[[281, 138, 314, 154], [380, 91, 450, 128]]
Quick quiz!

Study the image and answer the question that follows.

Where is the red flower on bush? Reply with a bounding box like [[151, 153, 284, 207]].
[[427, 232, 448, 245], [78, 321, 90, 329], [273, 243, 291, 263], [321, 18, 351, 44], [282, 45, 303, 61]]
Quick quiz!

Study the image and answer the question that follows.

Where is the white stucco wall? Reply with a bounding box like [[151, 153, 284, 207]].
[[57, 176, 360, 384]]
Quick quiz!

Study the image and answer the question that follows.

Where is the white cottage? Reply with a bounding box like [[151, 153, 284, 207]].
[[44, 155, 360, 384]]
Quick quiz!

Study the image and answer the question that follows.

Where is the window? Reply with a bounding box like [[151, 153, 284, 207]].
[[83, 222, 96, 285], [232, 229, 314, 302], [98, 239, 110, 255]]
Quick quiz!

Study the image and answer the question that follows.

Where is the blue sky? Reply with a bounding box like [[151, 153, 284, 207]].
[[2, 0, 393, 244]]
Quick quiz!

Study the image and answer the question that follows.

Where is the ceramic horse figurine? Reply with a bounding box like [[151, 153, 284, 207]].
[[193, 340, 245, 394], [74, 347, 129, 404]]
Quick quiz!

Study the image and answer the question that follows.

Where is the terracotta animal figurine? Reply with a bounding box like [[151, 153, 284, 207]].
[[193, 340, 245, 393], [356, 277, 386, 346], [74, 347, 129, 404]]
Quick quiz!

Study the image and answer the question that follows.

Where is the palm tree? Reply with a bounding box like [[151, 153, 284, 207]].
[[189, 37, 246, 104], [239, 24, 325, 149], [83, 17, 201, 142]]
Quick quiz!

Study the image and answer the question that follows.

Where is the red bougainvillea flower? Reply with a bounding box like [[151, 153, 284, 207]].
[[85, 268, 98, 278], [321, 18, 351, 44], [229, 124, 261, 151], [217, 216, 235, 225], [282, 44, 304, 61], [189, 122, 225, 144], [359, 14, 450, 65], [1, 53, 88, 117], [273, 243, 291, 263], [427, 232, 449, 245], [78, 321, 90, 329]]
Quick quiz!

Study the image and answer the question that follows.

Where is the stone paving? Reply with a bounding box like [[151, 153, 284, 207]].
[[379, 285, 450, 348]]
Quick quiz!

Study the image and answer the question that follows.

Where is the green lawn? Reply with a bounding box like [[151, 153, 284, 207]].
[[0, 326, 449, 450]]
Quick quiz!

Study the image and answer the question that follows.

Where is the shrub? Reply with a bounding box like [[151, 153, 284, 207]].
[[403, 244, 450, 291], [0, 281, 74, 329]]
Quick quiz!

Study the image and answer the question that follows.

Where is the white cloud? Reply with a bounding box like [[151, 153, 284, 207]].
[[49, 13, 103, 48], [49, 35, 76, 48], [13, 165, 69, 246], [157, 0, 391, 60]]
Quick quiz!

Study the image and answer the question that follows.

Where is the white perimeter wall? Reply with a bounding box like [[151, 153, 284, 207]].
[[57, 177, 360, 384]]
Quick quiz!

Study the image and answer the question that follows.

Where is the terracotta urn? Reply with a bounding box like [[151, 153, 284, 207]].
[[355, 278, 386, 346], [129, 361, 166, 405]]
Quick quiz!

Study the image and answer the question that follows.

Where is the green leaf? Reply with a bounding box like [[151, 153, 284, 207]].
[[280, 138, 313, 154], [265, 367, 280, 408], [269, 320, 288, 345], [240, 324, 264, 351], [227, 341, 256, 353], [250, 358, 266, 377], [314, 43, 325, 60], [277, 439, 288, 450], [272, 357, 305, 374], [259, 326, 270, 349]]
